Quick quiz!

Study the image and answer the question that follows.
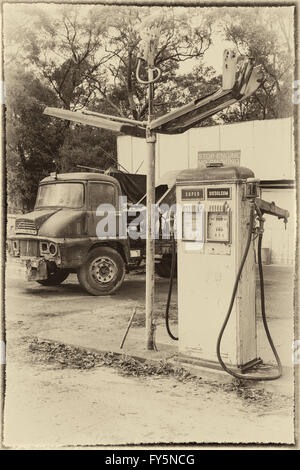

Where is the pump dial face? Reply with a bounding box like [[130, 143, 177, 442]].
[[207, 212, 230, 242]]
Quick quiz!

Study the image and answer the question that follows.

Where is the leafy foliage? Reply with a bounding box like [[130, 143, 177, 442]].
[[216, 7, 293, 121], [3, 5, 294, 211], [5, 67, 60, 211], [58, 124, 117, 173]]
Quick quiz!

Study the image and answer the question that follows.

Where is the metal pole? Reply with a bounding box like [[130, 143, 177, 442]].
[[145, 68, 156, 350]]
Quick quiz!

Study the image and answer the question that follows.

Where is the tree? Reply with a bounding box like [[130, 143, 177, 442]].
[[4, 4, 215, 210], [5, 66, 60, 212], [86, 6, 213, 120], [10, 5, 111, 111], [216, 7, 293, 121], [58, 123, 117, 173], [4, 5, 119, 209], [6, 5, 213, 118], [5, 4, 293, 211]]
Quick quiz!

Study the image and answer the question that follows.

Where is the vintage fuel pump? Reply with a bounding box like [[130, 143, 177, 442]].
[[167, 163, 289, 380]]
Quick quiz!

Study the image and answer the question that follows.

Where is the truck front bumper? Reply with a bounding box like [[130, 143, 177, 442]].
[[24, 258, 48, 281], [7, 256, 49, 281]]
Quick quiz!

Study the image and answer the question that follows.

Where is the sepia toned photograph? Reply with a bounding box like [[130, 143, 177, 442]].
[[0, 0, 298, 450]]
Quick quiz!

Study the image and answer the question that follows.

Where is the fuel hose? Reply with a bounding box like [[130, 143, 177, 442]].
[[165, 237, 178, 341], [216, 203, 282, 381]]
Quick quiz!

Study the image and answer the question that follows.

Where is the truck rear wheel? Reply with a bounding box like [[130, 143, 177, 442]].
[[155, 254, 177, 279], [77, 246, 125, 296], [37, 269, 69, 286]]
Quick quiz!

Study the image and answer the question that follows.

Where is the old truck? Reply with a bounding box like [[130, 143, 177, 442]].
[[7, 170, 175, 295]]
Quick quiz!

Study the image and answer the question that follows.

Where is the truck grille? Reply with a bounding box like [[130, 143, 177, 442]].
[[15, 219, 37, 234], [19, 240, 39, 257]]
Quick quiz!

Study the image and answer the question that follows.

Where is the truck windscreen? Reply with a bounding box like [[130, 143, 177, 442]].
[[35, 183, 84, 208]]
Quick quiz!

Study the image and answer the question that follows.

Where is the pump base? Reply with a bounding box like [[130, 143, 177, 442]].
[[178, 354, 262, 374]]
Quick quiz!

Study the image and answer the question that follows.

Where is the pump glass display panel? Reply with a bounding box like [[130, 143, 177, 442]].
[[206, 211, 231, 243], [182, 204, 204, 242]]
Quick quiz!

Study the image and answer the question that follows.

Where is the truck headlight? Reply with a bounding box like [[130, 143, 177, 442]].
[[39, 241, 57, 256], [49, 243, 57, 255], [40, 242, 48, 252]]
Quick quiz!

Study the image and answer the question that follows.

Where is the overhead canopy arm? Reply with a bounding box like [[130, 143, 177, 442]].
[[43, 49, 263, 137], [150, 51, 263, 134], [150, 88, 236, 134], [43, 107, 146, 138]]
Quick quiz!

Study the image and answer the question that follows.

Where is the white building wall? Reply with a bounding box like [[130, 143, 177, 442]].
[[117, 117, 295, 265], [260, 189, 295, 265], [118, 117, 294, 180]]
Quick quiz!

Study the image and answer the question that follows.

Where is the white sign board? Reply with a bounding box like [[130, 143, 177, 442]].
[[198, 150, 241, 168]]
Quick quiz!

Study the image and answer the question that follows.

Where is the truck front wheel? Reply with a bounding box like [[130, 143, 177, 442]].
[[77, 246, 125, 296], [37, 269, 69, 286]]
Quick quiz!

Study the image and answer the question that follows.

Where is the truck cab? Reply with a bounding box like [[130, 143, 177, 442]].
[[7, 172, 143, 295]]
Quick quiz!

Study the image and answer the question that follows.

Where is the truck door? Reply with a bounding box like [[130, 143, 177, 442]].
[[88, 182, 118, 239]]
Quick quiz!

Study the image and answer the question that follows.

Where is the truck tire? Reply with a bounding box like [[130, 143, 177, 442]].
[[77, 246, 125, 296], [37, 269, 69, 286], [155, 254, 177, 279]]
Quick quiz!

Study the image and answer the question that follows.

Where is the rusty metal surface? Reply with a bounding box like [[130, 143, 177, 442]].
[[25, 258, 48, 281], [256, 198, 290, 220]]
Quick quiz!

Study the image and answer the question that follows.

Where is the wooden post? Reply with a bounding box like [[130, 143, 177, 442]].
[[120, 307, 137, 349], [145, 69, 156, 350]]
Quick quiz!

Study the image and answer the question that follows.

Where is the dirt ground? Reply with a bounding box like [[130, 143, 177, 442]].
[[2, 262, 296, 448]]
